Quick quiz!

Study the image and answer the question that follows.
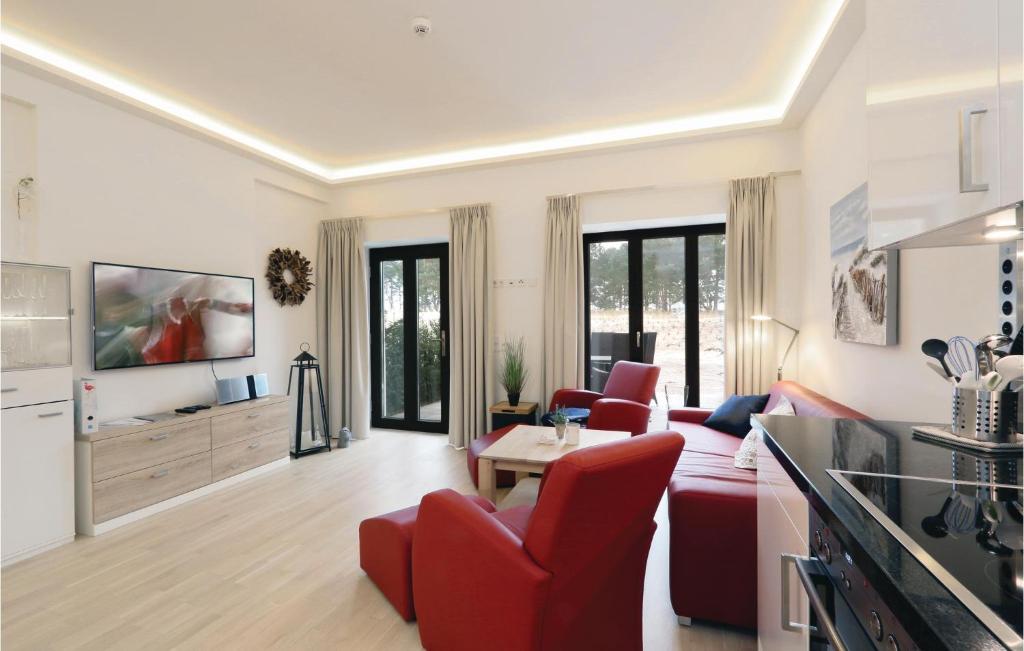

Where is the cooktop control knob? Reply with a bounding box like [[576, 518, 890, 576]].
[[870, 610, 883, 641], [839, 570, 851, 591], [821, 542, 832, 564], [887, 633, 900, 650], [814, 529, 823, 550]]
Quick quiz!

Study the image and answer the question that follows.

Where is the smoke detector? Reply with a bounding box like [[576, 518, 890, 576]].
[[412, 17, 432, 36]]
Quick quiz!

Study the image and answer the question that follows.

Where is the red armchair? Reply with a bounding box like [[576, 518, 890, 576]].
[[414, 431, 685, 651], [466, 397, 652, 488], [548, 360, 660, 411]]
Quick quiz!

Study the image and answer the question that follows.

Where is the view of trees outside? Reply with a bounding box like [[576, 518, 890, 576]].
[[380, 258, 443, 420], [588, 234, 726, 410]]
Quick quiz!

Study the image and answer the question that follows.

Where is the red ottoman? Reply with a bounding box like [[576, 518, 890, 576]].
[[359, 495, 496, 620]]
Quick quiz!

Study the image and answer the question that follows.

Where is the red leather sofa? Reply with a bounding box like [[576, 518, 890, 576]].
[[413, 431, 685, 651], [667, 381, 866, 629]]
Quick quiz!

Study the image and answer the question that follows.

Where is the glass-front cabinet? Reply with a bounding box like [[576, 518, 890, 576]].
[[1, 262, 72, 370]]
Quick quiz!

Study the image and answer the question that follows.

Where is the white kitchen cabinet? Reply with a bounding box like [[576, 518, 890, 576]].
[[867, 0, 1021, 249], [756, 432, 810, 651]]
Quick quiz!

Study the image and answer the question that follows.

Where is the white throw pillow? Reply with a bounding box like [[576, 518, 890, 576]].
[[733, 395, 795, 469]]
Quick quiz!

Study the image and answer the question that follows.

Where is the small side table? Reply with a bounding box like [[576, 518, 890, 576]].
[[489, 401, 538, 430]]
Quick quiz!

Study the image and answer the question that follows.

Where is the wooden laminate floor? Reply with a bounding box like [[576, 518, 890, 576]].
[[1, 429, 755, 650]]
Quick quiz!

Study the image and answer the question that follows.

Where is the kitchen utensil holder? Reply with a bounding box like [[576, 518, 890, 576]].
[[952, 388, 1022, 444]]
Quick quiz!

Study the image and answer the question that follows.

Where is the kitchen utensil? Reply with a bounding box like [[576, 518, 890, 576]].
[[922, 339, 953, 378], [981, 372, 1003, 391], [947, 336, 978, 380], [995, 355, 1023, 390], [925, 362, 954, 382]]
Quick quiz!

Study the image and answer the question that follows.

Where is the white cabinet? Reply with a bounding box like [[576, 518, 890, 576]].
[[756, 432, 810, 651], [867, 0, 1022, 249], [1, 262, 75, 565], [1, 398, 75, 564]]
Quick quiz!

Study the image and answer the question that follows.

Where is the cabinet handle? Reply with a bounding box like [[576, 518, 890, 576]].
[[248, 441, 261, 449], [246, 413, 260, 419], [1, 387, 17, 393], [149, 433, 169, 441], [636, 331, 641, 347], [792, 555, 849, 651], [151, 469, 169, 479], [959, 105, 990, 193], [37, 411, 64, 418]]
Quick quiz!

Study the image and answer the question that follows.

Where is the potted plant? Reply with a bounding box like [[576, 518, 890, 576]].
[[499, 336, 528, 406], [551, 405, 568, 440]]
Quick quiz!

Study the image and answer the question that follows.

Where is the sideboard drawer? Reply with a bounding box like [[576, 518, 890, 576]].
[[212, 428, 289, 482], [92, 419, 211, 481], [211, 401, 290, 449], [93, 452, 211, 523]]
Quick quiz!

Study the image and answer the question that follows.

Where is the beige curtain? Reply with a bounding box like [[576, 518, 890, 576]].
[[449, 204, 493, 449], [316, 218, 370, 440], [542, 195, 585, 402], [725, 177, 777, 396]]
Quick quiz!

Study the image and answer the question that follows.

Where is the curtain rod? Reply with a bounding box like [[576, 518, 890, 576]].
[[360, 169, 801, 220], [364, 202, 490, 221], [545, 169, 801, 200]]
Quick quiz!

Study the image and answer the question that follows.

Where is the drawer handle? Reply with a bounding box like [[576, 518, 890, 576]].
[[248, 441, 261, 449], [151, 469, 170, 479], [37, 411, 64, 418], [1, 387, 17, 393], [149, 433, 170, 441], [246, 413, 261, 419]]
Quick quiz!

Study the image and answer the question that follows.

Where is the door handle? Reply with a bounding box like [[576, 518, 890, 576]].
[[441, 330, 447, 357], [636, 331, 641, 347], [792, 554, 849, 651], [959, 105, 990, 193]]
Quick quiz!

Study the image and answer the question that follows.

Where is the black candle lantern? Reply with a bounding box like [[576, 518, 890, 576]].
[[287, 342, 331, 457]]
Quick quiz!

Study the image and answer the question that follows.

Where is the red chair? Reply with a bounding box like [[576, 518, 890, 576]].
[[548, 360, 660, 412], [414, 431, 685, 651], [466, 397, 652, 488]]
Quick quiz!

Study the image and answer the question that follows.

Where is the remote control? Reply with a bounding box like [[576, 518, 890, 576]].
[[189, 404, 212, 410], [175, 407, 198, 414]]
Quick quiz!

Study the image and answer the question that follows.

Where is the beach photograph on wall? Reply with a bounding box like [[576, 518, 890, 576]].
[[830, 183, 898, 346]]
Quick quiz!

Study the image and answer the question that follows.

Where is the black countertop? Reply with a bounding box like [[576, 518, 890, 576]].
[[755, 414, 1022, 651]]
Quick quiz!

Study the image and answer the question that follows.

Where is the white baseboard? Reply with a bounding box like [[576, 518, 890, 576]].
[[79, 457, 291, 536], [2, 532, 76, 567]]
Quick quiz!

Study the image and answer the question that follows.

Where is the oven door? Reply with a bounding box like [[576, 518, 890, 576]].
[[784, 554, 875, 651]]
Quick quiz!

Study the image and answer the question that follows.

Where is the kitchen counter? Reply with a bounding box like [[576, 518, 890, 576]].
[[754, 414, 1022, 651]]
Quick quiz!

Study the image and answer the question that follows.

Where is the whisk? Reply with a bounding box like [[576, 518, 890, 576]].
[[946, 336, 978, 380]]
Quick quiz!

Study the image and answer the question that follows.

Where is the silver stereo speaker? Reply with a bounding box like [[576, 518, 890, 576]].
[[216, 373, 270, 405], [998, 240, 1022, 337]]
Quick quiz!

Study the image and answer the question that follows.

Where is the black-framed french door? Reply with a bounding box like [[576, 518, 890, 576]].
[[369, 244, 449, 433], [583, 223, 726, 408]]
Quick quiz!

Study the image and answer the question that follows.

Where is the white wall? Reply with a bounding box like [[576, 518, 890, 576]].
[[796, 38, 997, 421], [1, 64, 329, 420], [335, 131, 804, 407]]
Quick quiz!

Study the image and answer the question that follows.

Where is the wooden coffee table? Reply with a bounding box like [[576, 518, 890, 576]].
[[476, 425, 629, 502]]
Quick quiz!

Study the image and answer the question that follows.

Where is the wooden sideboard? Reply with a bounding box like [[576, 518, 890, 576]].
[[75, 396, 291, 536]]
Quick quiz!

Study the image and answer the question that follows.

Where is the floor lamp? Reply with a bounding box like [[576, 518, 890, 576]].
[[751, 314, 800, 380]]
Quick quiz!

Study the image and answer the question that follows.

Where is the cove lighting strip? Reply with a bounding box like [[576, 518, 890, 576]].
[[1, 0, 845, 183]]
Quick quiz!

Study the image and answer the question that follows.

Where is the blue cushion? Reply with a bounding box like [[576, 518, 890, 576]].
[[703, 394, 770, 437], [540, 407, 590, 427]]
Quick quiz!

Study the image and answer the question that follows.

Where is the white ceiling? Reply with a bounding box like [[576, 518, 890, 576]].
[[1, 1, 851, 182]]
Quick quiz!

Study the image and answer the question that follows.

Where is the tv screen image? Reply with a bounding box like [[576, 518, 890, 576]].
[[92, 263, 254, 370]]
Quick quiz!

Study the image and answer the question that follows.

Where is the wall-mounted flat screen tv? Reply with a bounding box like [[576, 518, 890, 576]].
[[92, 262, 255, 371]]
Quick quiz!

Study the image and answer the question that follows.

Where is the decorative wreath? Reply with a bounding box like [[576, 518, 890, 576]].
[[266, 248, 313, 306]]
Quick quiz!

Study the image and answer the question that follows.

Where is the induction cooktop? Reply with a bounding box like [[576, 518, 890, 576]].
[[830, 466, 1023, 649]]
